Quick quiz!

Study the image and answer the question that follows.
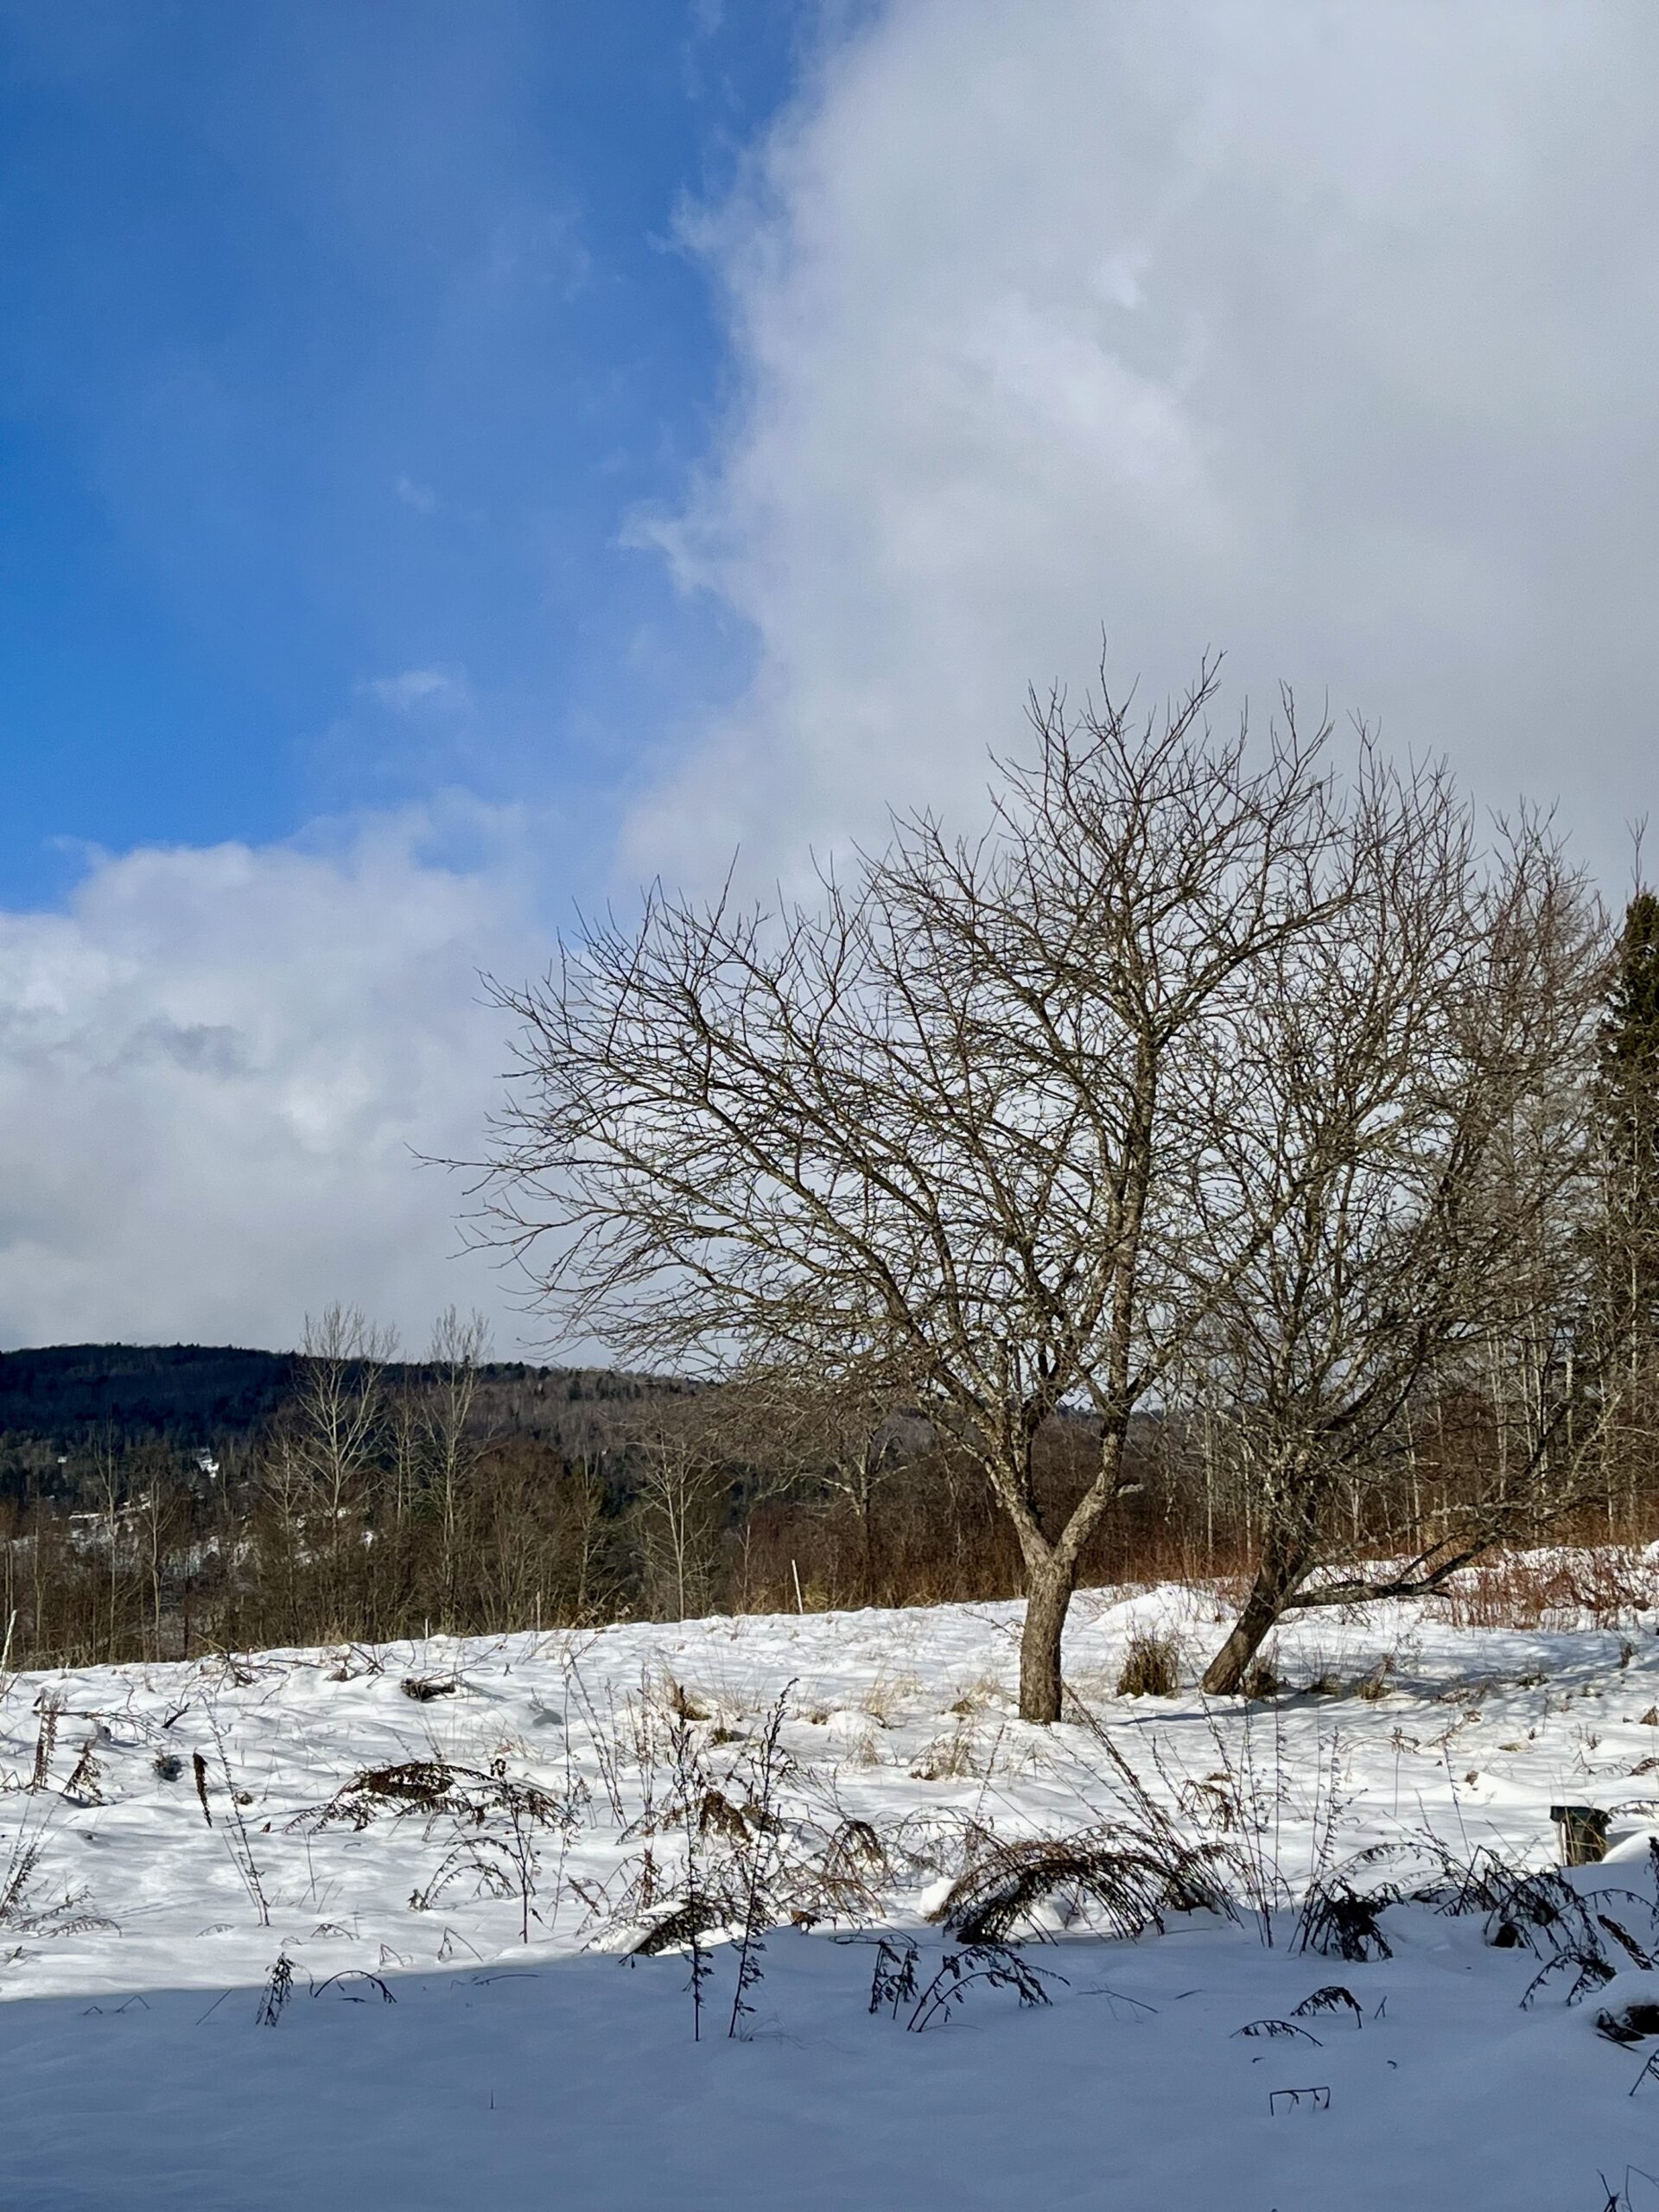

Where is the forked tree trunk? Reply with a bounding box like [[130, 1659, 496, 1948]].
[[1015, 1415, 1134, 1721], [1019, 1554, 1077, 1723]]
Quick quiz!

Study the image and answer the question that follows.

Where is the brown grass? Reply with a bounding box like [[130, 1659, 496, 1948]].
[[1116, 1630, 1183, 1698], [1424, 1547, 1658, 1631]]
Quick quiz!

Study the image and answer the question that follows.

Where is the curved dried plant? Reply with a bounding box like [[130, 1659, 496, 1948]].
[[934, 1826, 1231, 1945]]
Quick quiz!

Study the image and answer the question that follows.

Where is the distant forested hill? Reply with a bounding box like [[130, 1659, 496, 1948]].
[[0, 1343, 663, 1480], [0, 1343, 301, 1455]]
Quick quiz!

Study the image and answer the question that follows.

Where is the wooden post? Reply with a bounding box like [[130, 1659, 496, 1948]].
[[1550, 1803, 1610, 1866]]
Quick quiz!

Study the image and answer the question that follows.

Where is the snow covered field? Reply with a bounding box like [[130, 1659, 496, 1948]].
[[6, 1574, 1659, 2209]]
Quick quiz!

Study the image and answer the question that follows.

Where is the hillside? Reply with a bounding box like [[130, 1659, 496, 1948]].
[[2, 1572, 1659, 2206], [0, 1340, 667, 1477], [0, 1342, 302, 1455]]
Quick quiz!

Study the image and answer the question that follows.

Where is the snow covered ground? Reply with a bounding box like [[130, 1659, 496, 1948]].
[[6, 1573, 1659, 2208]]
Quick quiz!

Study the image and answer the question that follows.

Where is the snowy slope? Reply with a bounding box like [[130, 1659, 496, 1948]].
[[5, 1579, 1659, 2209]]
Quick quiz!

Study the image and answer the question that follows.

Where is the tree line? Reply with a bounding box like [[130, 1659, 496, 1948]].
[[1, 1256, 1655, 1680], [0, 1306, 1150, 1667]]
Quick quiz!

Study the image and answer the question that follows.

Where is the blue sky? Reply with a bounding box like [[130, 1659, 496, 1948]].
[[2, 1, 1655, 1352], [0, 0, 806, 908]]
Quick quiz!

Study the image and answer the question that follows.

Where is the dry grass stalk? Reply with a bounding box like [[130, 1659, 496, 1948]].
[[1116, 1631, 1182, 1698]]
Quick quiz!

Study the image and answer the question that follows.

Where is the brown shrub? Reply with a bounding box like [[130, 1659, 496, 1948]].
[[1116, 1630, 1182, 1698]]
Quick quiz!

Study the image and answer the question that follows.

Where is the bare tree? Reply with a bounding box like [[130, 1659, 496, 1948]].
[[547, 1446, 614, 1625], [618, 1395, 728, 1622], [90, 1425, 125, 1664], [477, 662, 1351, 1719], [274, 1305, 397, 1639], [419, 1306, 492, 1624], [1193, 784, 1610, 1692], [130, 1442, 188, 1662], [751, 1373, 913, 1608]]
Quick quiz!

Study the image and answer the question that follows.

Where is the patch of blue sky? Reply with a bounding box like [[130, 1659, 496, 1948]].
[[0, 0, 811, 909]]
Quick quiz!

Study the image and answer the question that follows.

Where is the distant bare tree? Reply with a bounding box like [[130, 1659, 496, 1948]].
[[90, 1425, 126, 1663], [477, 661, 1353, 1719], [274, 1305, 397, 1639], [419, 1306, 492, 1624], [130, 1441, 188, 1662], [616, 1395, 728, 1623], [721, 1368, 914, 1608]]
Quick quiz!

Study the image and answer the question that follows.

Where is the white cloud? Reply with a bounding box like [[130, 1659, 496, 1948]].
[[393, 474, 438, 515], [17, 2, 1658, 1357], [632, 0, 1659, 888], [359, 666, 467, 713], [0, 806, 544, 1352]]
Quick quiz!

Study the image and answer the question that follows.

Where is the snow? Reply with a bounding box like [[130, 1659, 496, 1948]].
[[5, 1575, 1659, 2207]]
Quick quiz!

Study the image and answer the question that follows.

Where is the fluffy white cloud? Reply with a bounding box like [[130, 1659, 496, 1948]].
[[633, 0, 1659, 887], [0, 806, 541, 1351], [15, 3, 1657, 1354]]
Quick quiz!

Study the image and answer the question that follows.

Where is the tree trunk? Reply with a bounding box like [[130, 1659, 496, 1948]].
[[1018, 1554, 1077, 1723], [1201, 1524, 1306, 1694]]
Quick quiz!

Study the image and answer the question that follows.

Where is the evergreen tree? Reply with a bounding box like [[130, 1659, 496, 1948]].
[[1599, 890, 1659, 1340]]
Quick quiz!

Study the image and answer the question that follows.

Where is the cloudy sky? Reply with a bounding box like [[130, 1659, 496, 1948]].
[[3, 0, 1656, 1354]]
